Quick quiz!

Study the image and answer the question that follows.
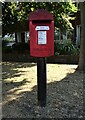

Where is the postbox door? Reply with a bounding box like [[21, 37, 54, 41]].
[[30, 20, 54, 57]]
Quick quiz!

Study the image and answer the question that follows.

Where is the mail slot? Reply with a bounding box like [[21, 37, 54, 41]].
[[29, 9, 54, 57]]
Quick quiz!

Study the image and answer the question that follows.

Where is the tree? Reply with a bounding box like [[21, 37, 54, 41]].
[[78, 2, 85, 72], [2, 2, 77, 36], [2, 2, 18, 36]]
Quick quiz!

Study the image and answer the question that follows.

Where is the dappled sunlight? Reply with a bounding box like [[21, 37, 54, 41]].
[[3, 62, 37, 82], [47, 64, 78, 83], [3, 62, 37, 106], [3, 95, 19, 106], [3, 62, 78, 106], [7, 85, 33, 94], [2, 62, 83, 118]]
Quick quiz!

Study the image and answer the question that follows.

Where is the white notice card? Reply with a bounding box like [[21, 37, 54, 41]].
[[38, 31, 47, 45]]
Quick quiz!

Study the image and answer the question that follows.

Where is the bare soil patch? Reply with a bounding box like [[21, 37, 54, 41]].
[[2, 62, 84, 118]]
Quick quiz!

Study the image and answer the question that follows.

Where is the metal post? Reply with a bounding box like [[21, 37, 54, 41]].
[[37, 57, 47, 107]]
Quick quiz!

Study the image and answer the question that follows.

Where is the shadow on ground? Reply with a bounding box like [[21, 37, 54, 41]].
[[2, 62, 36, 79], [2, 62, 84, 119]]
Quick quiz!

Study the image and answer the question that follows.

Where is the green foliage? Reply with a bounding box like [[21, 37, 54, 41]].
[[2, 35, 14, 47], [2, 46, 12, 53], [2, 2, 77, 35], [54, 41, 80, 55], [2, 39, 9, 47], [2, 39, 12, 53], [12, 43, 29, 53], [2, 2, 18, 26]]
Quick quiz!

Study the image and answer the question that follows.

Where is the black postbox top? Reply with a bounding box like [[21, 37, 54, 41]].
[[29, 9, 54, 21]]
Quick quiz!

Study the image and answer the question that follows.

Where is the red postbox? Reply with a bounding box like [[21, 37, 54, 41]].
[[29, 9, 54, 57]]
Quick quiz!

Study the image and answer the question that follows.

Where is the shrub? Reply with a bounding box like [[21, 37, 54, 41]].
[[2, 40, 9, 47], [54, 42, 80, 55], [2, 39, 13, 53], [12, 43, 29, 53], [2, 46, 12, 53]]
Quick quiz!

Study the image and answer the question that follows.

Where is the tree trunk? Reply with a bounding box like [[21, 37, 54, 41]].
[[21, 32, 25, 43], [15, 33, 17, 43], [78, 2, 85, 72]]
